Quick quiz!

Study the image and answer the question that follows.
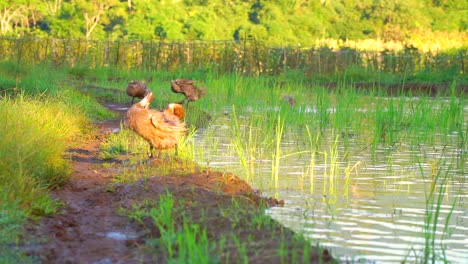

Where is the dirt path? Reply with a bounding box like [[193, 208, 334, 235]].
[[23, 106, 333, 263], [24, 119, 143, 263]]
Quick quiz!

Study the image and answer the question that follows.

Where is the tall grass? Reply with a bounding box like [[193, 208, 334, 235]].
[[0, 61, 116, 121], [0, 94, 86, 191], [0, 61, 117, 261], [0, 94, 87, 261]]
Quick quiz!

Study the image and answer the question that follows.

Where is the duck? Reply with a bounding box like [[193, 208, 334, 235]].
[[126, 91, 186, 158], [170, 78, 206, 104], [126, 80, 149, 105], [282, 95, 296, 107]]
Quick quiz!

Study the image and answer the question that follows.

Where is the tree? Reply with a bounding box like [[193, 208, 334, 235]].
[[0, 5, 25, 34], [0, 0, 45, 35], [0, 0, 464, 48], [42, 0, 62, 16]]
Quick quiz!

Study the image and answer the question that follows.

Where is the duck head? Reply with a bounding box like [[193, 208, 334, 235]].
[[165, 103, 185, 119]]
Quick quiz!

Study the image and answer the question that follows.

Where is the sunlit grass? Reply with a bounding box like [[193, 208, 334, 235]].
[[0, 45, 465, 262], [0, 94, 86, 190], [0, 94, 88, 261], [315, 34, 467, 53], [0, 61, 117, 261], [167, 69, 465, 263]]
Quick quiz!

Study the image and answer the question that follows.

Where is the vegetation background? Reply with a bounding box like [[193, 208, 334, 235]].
[[1, 0, 466, 50], [0, 1, 466, 262]]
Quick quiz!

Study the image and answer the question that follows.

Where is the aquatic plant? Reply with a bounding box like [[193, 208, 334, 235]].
[[415, 162, 456, 263]]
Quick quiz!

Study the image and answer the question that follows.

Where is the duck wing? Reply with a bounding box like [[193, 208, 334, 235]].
[[127, 80, 148, 98], [171, 80, 183, 93], [171, 79, 195, 95], [150, 111, 182, 132]]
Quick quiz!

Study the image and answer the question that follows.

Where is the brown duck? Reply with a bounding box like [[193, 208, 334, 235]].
[[126, 91, 186, 158], [170, 78, 206, 104], [126, 80, 149, 105]]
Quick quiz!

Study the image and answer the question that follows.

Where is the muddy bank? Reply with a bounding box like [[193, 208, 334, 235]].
[[21, 114, 334, 263]]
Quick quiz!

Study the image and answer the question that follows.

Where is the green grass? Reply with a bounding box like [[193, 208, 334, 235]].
[[99, 122, 201, 184], [125, 193, 226, 263], [0, 47, 465, 262], [0, 192, 31, 263], [0, 94, 86, 261], [99, 122, 147, 161], [124, 191, 320, 263], [0, 61, 116, 261], [0, 94, 85, 191]]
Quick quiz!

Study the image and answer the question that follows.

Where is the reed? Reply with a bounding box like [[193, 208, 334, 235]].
[[315, 87, 331, 131], [305, 126, 319, 194], [329, 135, 341, 195], [271, 114, 285, 191], [416, 161, 456, 263], [332, 84, 361, 137], [344, 161, 362, 199], [229, 106, 252, 181]]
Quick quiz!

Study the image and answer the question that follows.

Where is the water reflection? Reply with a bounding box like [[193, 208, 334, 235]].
[[192, 104, 468, 263]]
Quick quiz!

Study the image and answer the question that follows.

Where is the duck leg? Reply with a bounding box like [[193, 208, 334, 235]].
[[148, 145, 155, 159], [156, 149, 162, 159]]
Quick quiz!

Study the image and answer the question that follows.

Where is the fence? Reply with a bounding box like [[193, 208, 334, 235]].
[[0, 37, 465, 76]]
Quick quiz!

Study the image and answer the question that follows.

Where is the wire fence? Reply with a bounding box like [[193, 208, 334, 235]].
[[0, 36, 465, 76]]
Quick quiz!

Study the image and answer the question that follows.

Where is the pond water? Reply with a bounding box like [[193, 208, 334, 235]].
[[191, 100, 468, 263]]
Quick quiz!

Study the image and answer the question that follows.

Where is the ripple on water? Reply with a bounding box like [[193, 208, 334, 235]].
[[193, 112, 468, 262]]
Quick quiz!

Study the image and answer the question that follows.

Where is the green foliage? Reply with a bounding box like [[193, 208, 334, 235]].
[[0, 0, 466, 47]]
